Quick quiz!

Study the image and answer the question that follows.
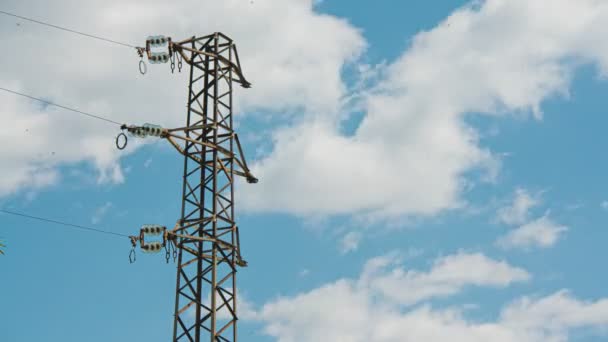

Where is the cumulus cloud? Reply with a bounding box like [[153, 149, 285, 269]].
[[0, 0, 364, 197], [242, 0, 608, 219], [250, 253, 608, 342], [358, 251, 530, 306], [0, 91, 120, 195], [502, 290, 608, 335], [497, 215, 568, 250]]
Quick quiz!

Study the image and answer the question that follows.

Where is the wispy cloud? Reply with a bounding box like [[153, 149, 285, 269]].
[[495, 188, 567, 250], [496, 188, 541, 225], [339, 231, 362, 254], [91, 202, 112, 224], [497, 214, 568, 250]]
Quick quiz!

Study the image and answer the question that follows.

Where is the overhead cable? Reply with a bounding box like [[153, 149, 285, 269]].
[[0, 10, 138, 49], [0, 86, 123, 126], [0, 209, 130, 239]]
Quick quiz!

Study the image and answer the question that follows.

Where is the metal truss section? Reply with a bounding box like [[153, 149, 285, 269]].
[[171, 33, 250, 342]]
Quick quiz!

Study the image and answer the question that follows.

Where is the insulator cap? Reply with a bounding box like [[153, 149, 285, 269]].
[[143, 123, 163, 137], [147, 35, 169, 47], [142, 241, 163, 253], [142, 224, 164, 236], [149, 52, 169, 64]]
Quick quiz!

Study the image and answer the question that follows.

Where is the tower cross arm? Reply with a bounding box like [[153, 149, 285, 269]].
[[119, 123, 258, 184], [164, 127, 258, 184], [171, 40, 252, 88]]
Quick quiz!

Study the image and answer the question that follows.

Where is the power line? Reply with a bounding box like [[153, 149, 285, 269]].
[[0, 10, 138, 49], [0, 209, 130, 238], [0, 86, 123, 126]]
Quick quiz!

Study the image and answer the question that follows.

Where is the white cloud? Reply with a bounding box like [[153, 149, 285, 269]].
[[253, 251, 530, 336], [497, 215, 568, 250], [339, 231, 362, 254], [0, 0, 364, 197], [242, 0, 608, 219], [92, 201, 113, 224], [497, 188, 541, 225], [359, 252, 530, 306], [251, 253, 608, 342], [494, 188, 567, 250], [601, 201, 608, 210]]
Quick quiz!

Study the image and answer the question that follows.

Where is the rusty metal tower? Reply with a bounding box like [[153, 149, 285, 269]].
[[121, 32, 256, 342]]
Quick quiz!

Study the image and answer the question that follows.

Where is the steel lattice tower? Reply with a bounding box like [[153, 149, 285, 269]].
[[171, 33, 252, 342]]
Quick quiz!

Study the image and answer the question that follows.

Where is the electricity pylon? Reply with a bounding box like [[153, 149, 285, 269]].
[[121, 32, 257, 342]]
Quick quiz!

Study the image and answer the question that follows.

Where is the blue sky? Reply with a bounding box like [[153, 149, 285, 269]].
[[2, 0, 608, 341]]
